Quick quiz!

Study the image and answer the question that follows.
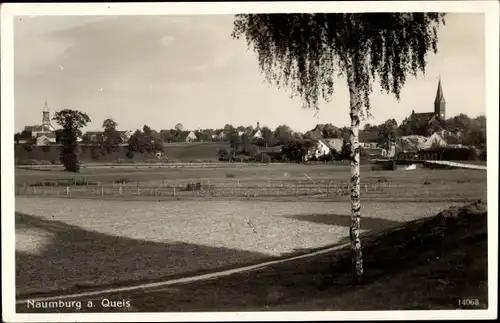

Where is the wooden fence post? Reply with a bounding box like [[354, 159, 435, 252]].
[[295, 183, 298, 197], [101, 185, 104, 196], [173, 185, 176, 197], [66, 186, 70, 196], [32, 186, 36, 195]]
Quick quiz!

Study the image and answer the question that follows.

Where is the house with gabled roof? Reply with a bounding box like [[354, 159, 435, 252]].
[[308, 123, 339, 139], [402, 78, 447, 131], [178, 130, 197, 143], [249, 121, 263, 139], [22, 98, 57, 145], [84, 130, 131, 145], [36, 133, 57, 146]]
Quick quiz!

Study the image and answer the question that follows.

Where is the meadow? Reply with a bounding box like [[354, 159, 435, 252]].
[[14, 163, 488, 297]]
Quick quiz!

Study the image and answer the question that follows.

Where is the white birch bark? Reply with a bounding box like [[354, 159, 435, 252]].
[[346, 66, 364, 283]]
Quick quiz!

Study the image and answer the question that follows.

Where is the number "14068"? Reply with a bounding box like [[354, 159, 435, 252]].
[[458, 298, 480, 307]]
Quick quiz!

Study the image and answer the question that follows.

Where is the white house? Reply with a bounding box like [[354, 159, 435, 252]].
[[304, 139, 332, 161], [36, 133, 56, 146], [422, 132, 447, 149], [184, 131, 197, 143], [323, 138, 344, 153]]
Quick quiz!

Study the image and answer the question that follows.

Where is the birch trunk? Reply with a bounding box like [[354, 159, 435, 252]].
[[347, 67, 364, 283]]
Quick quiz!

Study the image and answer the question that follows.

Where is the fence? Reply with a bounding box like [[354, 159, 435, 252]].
[[15, 178, 392, 199]]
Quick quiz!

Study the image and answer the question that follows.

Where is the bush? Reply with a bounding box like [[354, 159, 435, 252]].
[[23, 143, 33, 152], [126, 150, 135, 159], [217, 147, 231, 161], [255, 153, 271, 163], [226, 173, 235, 178], [40, 145, 51, 153]]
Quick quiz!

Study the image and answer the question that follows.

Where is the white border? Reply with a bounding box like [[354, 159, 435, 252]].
[[1, 2, 498, 322]]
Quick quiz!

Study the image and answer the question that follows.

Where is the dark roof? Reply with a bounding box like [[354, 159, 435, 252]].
[[411, 112, 436, 126], [312, 123, 339, 132], [86, 131, 104, 136], [313, 124, 328, 131]]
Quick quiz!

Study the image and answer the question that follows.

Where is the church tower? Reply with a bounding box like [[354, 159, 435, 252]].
[[434, 78, 446, 121], [42, 97, 53, 132]]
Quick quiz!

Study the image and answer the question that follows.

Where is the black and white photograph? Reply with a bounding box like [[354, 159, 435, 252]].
[[1, 1, 498, 322]]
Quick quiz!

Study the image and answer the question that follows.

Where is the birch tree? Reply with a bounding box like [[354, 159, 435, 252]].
[[232, 13, 446, 283]]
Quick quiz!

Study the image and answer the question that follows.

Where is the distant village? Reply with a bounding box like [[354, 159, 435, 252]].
[[15, 79, 486, 162]]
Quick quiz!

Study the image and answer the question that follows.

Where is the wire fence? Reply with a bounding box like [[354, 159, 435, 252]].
[[15, 178, 393, 199]]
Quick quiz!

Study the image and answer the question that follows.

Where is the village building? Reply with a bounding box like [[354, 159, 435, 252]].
[[21, 98, 57, 145], [306, 123, 339, 139], [402, 78, 446, 130], [249, 121, 263, 139], [84, 130, 131, 145], [178, 130, 198, 143]]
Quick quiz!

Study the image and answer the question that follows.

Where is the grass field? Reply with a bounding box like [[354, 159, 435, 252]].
[[14, 163, 488, 297], [17, 202, 488, 312]]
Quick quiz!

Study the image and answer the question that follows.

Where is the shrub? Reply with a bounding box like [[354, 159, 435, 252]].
[[217, 147, 232, 161], [126, 150, 135, 159], [226, 173, 236, 178], [23, 143, 33, 152], [40, 145, 51, 153], [255, 153, 271, 164], [282, 140, 315, 162]]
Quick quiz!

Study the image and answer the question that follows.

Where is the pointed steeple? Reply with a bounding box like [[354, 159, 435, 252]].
[[434, 77, 446, 120], [434, 77, 445, 105], [43, 95, 49, 112]]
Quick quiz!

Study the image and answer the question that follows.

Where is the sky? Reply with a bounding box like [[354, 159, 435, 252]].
[[13, 13, 485, 133]]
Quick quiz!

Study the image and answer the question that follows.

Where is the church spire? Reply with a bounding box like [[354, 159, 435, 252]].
[[434, 77, 445, 104], [434, 77, 446, 120], [43, 95, 49, 112]]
